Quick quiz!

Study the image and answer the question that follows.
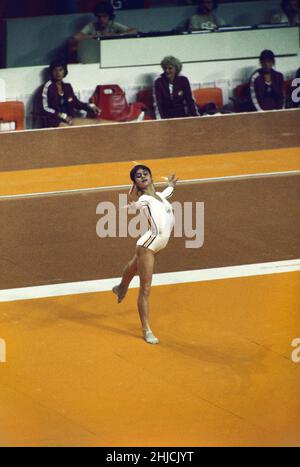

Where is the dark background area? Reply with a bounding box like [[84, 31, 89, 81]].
[[0, 0, 269, 19]]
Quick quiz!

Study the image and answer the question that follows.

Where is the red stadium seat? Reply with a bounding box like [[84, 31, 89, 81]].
[[136, 88, 155, 119], [284, 78, 293, 95], [0, 101, 25, 130], [284, 79, 294, 107], [231, 83, 254, 113], [90, 85, 145, 122]]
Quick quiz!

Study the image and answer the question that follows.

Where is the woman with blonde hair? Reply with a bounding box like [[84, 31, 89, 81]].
[[154, 56, 199, 119]]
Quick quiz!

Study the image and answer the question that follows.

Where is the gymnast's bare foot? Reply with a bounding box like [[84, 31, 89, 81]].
[[112, 284, 127, 303]]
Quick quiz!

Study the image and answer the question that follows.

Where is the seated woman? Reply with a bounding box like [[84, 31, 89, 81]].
[[154, 56, 199, 119], [249, 50, 284, 112], [188, 0, 226, 31], [40, 60, 104, 128]]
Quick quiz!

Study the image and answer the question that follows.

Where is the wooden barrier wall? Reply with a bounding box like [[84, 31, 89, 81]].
[[0, 110, 299, 172]]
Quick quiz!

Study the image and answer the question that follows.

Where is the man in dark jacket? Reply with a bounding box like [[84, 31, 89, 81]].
[[154, 56, 199, 119], [249, 50, 284, 111]]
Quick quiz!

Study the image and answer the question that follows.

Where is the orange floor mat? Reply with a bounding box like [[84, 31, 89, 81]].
[[0, 271, 299, 446]]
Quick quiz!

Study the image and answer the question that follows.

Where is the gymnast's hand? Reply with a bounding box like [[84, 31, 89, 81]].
[[128, 184, 139, 202], [167, 174, 179, 188]]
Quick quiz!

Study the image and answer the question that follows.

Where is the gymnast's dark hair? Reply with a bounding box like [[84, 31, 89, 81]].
[[130, 165, 152, 182], [94, 1, 115, 20], [49, 59, 68, 77]]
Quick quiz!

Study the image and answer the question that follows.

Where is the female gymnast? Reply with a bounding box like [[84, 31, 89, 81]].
[[113, 165, 178, 345]]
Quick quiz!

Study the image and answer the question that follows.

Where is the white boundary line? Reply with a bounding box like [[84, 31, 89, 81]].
[[0, 170, 299, 200], [0, 259, 299, 303]]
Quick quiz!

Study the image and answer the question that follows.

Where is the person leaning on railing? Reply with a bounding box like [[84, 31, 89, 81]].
[[187, 0, 226, 31], [270, 0, 300, 25], [68, 1, 137, 62]]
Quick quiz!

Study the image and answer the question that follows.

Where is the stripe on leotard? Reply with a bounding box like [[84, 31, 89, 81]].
[[143, 233, 156, 248], [142, 206, 158, 248]]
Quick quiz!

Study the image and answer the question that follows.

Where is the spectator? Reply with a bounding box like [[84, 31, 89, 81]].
[[249, 50, 284, 111], [68, 1, 137, 62], [74, 1, 137, 41], [154, 56, 199, 119], [40, 60, 102, 127], [270, 0, 300, 25], [187, 0, 226, 31]]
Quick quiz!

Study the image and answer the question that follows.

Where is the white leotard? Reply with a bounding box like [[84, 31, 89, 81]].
[[133, 186, 174, 253]]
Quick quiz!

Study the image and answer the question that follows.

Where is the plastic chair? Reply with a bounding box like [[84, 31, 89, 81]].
[[284, 78, 293, 94], [193, 87, 223, 112], [90, 85, 145, 122], [284, 79, 295, 108], [0, 78, 5, 101], [136, 88, 155, 120], [0, 101, 25, 130], [230, 83, 255, 113]]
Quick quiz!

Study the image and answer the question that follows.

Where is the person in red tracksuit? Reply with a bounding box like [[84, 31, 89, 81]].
[[249, 50, 285, 112], [40, 60, 101, 128], [154, 56, 199, 120]]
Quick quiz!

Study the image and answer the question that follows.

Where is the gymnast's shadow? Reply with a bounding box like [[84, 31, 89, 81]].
[[9, 297, 139, 340], [161, 334, 269, 379], [63, 308, 139, 340]]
